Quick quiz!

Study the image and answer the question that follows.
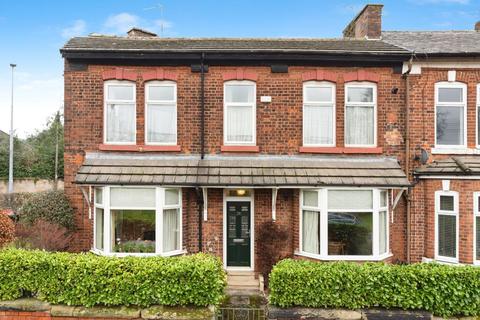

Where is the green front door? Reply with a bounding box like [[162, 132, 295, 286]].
[[226, 201, 251, 267]]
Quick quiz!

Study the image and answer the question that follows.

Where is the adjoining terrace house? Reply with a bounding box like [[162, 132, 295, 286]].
[[60, 4, 480, 279]]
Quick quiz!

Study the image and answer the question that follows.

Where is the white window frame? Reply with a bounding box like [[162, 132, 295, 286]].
[[299, 187, 390, 261], [344, 82, 377, 148], [103, 80, 137, 145], [434, 82, 467, 149], [476, 84, 480, 148], [302, 81, 336, 147], [145, 81, 177, 146], [474, 192, 480, 265], [92, 186, 183, 257], [434, 190, 459, 263], [223, 80, 256, 146]]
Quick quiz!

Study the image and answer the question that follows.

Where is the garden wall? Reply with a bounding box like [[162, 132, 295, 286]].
[[0, 179, 63, 194]]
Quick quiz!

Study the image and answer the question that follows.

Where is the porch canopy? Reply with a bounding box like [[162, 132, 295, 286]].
[[415, 156, 480, 177], [75, 153, 410, 188]]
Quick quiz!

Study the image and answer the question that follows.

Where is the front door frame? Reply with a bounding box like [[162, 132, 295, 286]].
[[223, 189, 254, 271]]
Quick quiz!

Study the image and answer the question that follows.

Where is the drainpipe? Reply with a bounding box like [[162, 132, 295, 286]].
[[403, 54, 413, 263], [200, 52, 206, 160], [198, 52, 206, 252]]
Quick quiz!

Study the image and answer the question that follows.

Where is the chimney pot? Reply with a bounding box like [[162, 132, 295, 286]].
[[127, 27, 157, 38], [475, 21, 480, 31], [343, 4, 383, 39]]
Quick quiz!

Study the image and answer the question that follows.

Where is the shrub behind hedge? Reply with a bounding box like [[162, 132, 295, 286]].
[[0, 249, 226, 307], [269, 259, 480, 317]]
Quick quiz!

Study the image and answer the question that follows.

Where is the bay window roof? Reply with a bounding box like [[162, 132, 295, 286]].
[[75, 153, 410, 188]]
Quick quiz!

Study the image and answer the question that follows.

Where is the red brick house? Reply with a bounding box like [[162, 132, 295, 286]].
[[60, 4, 480, 281]]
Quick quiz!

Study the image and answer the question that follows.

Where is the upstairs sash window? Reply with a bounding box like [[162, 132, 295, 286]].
[[345, 83, 377, 147], [145, 82, 177, 145], [224, 81, 256, 145], [104, 81, 136, 144], [435, 82, 466, 148], [303, 82, 336, 146]]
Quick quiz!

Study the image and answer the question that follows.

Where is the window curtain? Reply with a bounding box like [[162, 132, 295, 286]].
[[438, 214, 456, 258], [147, 104, 176, 143], [227, 105, 253, 142], [95, 208, 104, 250], [106, 103, 135, 143], [345, 105, 374, 145], [163, 209, 179, 252], [476, 216, 480, 260], [379, 210, 387, 254], [302, 210, 320, 254], [304, 105, 333, 145]]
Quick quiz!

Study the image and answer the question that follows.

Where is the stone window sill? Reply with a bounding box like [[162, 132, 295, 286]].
[[295, 250, 392, 262], [299, 147, 383, 154], [431, 147, 480, 155], [221, 145, 260, 152], [98, 144, 181, 152]]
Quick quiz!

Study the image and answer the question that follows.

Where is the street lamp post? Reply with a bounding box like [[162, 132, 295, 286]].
[[8, 64, 16, 196]]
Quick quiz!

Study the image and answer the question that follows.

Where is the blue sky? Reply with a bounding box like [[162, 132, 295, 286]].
[[0, 0, 479, 137]]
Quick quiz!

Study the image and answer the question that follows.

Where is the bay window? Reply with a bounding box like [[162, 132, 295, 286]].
[[300, 188, 389, 260], [224, 81, 256, 145], [345, 83, 376, 147], [104, 81, 136, 144], [435, 82, 466, 148], [303, 81, 335, 146], [435, 191, 458, 263], [145, 81, 177, 145], [93, 186, 182, 256]]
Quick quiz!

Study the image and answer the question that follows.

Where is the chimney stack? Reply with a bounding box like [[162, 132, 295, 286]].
[[127, 27, 158, 38], [475, 21, 480, 32], [343, 4, 383, 39]]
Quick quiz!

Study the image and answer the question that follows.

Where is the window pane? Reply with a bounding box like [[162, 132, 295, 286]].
[[302, 210, 320, 254], [476, 216, 480, 261], [111, 210, 156, 253], [163, 208, 180, 252], [438, 214, 456, 258], [347, 87, 373, 103], [148, 85, 174, 101], [379, 210, 387, 254], [147, 104, 176, 143], [328, 190, 373, 210], [95, 208, 104, 250], [439, 195, 454, 211], [165, 189, 179, 206], [345, 106, 374, 145], [303, 190, 318, 207], [436, 105, 464, 145], [328, 212, 373, 255], [106, 103, 136, 143], [438, 87, 463, 103], [226, 85, 254, 103], [108, 85, 134, 101], [95, 188, 103, 205], [226, 105, 253, 142], [305, 86, 332, 102], [304, 105, 333, 145], [110, 188, 156, 208], [380, 190, 387, 208]]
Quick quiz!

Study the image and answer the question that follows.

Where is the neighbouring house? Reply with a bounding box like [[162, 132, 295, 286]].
[[60, 3, 480, 281]]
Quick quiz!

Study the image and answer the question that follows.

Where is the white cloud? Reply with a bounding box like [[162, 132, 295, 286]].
[[61, 19, 86, 38], [0, 74, 63, 138], [103, 12, 174, 36], [104, 13, 139, 34]]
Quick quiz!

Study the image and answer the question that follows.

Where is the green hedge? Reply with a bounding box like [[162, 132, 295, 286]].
[[269, 259, 480, 317], [0, 249, 226, 307]]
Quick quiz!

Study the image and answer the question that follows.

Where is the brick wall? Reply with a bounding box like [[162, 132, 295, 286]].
[[406, 68, 480, 262], [64, 63, 408, 253]]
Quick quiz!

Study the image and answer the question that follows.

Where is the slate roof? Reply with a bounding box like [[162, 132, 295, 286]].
[[415, 157, 480, 176], [75, 153, 410, 187], [61, 36, 408, 55], [382, 31, 480, 55]]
